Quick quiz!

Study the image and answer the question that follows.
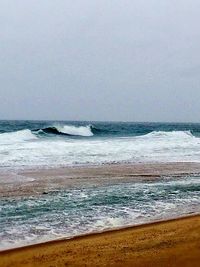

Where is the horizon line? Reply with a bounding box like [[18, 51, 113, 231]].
[[0, 119, 200, 124]]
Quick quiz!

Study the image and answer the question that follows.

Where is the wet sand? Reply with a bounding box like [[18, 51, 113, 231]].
[[0, 215, 200, 267], [1, 162, 200, 197]]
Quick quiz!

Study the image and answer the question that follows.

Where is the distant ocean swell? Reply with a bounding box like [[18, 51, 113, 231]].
[[1, 121, 200, 168]]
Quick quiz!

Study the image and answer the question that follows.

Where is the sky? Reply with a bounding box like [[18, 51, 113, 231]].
[[0, 0, 200, 122]]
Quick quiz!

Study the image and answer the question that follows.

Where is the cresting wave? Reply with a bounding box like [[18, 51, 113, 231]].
[[144, 130, 194, 138], [0, 129, 37, 144], [0, 126, 196, 140], [1, 128, 200, 168], [35, 125, 94, 137]]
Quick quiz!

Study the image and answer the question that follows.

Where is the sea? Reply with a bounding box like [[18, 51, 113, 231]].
[[1, 120, 200, 168], [0, 120, 200, 250]]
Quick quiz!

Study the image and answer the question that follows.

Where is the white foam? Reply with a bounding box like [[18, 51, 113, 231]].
[[56, 125, 93, 137], [0, 130, 37, 145], [144, 130, 194, 139], [1, 174, 200, 250], [1, 130, 200, 168]]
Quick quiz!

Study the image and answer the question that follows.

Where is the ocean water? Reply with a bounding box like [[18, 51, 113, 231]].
[[1, 120, 200, 169], [1, 175, 200, 250], [1, 121, 200, 250]]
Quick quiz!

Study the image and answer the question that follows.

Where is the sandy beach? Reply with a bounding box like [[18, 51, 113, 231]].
[[1, 0, 200, 264], [0, 214, 200, 267]]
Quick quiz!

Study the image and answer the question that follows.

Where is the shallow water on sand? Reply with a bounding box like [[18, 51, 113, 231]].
[[1, 174, 200, 250]]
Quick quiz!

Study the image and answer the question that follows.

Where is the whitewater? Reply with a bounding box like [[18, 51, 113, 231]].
[[1, 121, 200, 169], [1, 121, 200, 250]]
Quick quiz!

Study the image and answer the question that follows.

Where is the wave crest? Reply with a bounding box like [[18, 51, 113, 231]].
[[56, 125, 93, 137], [37, 125, 94, 137], [144, 130, 194, 138], [0, 129, 37, 144]]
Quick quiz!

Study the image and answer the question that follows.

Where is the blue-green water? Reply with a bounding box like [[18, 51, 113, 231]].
[[1, 120, 200, 137], [1, 121, 200, 250], [1, 175, 200, 250]]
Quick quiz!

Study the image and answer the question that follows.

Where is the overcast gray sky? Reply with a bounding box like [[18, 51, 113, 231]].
[[0, 0, 200, 122]]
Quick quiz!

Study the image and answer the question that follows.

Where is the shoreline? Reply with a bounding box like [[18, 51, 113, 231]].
[[0, 213, 199, 253], [1, 214, 200, 267], [1, 161, 200, 266]]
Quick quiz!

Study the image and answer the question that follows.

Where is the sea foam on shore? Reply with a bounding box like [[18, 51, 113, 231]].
[[1, 173, 200, 250]]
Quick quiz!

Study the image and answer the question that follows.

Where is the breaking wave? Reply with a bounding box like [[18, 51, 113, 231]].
[[144, 130, 194, 139], [0, 127, 200, 168], [0, 129, 37, 145], [35, 125, 94, 137], [0, 128, 196, 144]]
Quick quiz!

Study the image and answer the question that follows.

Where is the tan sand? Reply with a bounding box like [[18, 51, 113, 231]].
[[1, 215, 200, 267]]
